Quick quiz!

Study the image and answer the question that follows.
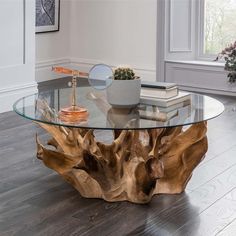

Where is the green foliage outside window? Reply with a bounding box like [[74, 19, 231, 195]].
[[204, 0, 236, 55]]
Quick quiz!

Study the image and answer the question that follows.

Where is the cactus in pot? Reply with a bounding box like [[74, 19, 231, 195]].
[[107, 67, 141, 108], [114, 67, 138, 80]]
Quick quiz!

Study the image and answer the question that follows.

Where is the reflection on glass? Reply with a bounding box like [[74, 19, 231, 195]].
[[107, 108, 140, 128], [13, 86, 225, 130], [35, 98, 58, 122]]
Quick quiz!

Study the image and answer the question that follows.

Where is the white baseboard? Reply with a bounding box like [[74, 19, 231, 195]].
[[0, 82, 38, 113], [70, 57, 157, 82], [35, 57, 157, 82]]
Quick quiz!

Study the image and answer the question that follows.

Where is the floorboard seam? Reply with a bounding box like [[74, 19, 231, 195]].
[[199, 143, 236, 167], [189, 162, 236, 192], [172, 187, 236, 235], [215, 217, 236, 236]]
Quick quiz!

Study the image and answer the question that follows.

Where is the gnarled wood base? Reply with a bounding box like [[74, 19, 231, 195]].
[[36, 122, 208, 204]]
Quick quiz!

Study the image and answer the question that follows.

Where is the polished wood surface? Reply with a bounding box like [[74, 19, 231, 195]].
[[0, 78, 236, 235], [36, 121, 207, 204]]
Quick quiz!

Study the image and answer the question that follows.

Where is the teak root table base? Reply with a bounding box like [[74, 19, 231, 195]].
[[36, 121, 208, 204]]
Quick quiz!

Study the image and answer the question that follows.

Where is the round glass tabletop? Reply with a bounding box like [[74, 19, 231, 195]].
[[13, 86, 224, 130]]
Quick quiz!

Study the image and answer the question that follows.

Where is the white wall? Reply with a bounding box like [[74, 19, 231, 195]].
[[69, 0, 157, 81], [0, 0, 37, 113], [36, 0, 71, 82], [35, 0, 234, 96], [35, 0, 157, 82]]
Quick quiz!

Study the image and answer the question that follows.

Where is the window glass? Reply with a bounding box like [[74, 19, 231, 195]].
[[204, 0, 236, 55]]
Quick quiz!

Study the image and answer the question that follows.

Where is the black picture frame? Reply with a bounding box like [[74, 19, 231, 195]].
[[36, 0, 60, 33]]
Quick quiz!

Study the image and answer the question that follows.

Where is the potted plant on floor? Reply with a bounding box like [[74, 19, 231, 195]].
[[106, 67, 141, 108], [215, 41, 236, 83]]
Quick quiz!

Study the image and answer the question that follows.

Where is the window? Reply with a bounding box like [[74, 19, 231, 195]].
[[203, 0, 236, 55]]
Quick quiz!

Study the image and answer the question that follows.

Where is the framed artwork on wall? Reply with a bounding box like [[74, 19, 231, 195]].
[[36, 0, 60, 33]]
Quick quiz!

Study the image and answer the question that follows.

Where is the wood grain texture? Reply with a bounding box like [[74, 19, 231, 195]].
[[36, 121, 207, 204], [173, 187, 236, 236]]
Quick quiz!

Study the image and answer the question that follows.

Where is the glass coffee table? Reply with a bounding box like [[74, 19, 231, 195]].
[[14, 86, 224, 204]]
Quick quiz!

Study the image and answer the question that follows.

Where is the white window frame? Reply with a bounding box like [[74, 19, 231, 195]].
[[197, 0, 219, 61], [156, 0, 225, 82], [197, 0, 236, 61]]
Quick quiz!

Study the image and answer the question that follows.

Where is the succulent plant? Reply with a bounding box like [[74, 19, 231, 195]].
[[114, 67, 138, 80]]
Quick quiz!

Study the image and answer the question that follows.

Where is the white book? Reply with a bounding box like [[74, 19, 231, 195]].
[[138, 101, 191, 122], [141, 87, 178, 99], [139, 109, 178, 122], [140, 91, 191, 107], [169, 104, 191, 125], [141, 81, 177, 89], [158, 99, 191, 113]]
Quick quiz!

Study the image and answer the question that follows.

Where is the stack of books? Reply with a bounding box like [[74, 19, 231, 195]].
[[140, 81, 191, 107], [139, 81, 191, 122]]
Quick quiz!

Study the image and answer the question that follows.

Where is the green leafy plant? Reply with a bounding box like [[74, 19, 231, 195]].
[[215, 41, 236, 83], [114, 67, 138, 80]]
